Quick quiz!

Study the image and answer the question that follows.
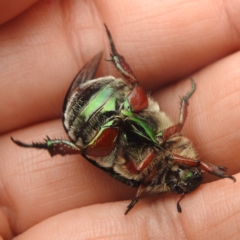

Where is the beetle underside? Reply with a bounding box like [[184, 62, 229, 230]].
[[12, 24, 236, 215]]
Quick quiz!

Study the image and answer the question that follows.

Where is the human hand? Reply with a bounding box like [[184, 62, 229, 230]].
[[0, 1, 240, 239]]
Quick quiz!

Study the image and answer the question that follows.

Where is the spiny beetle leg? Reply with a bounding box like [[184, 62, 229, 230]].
[[172, 154, 236, 182], [178, 79, 196, 128], [161, 79, 196, 141], [104, 24, 148, 112], [125, 185, 144, 215], [125, 197, 139, 215], [199, 161, 236, 182], [104, 24, 137, 84], [11, 137, 81, 157]]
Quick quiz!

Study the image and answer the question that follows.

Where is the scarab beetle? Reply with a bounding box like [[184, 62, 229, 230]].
[[12, 24, 235, 214]]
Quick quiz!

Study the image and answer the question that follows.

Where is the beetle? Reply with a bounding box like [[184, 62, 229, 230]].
[[12, 24, 235, 214]]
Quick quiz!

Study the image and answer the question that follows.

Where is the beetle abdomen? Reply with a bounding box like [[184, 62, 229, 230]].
[[63, 76, 131, 147]]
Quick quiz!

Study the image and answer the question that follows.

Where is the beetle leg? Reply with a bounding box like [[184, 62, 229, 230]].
[[176, 193, 185, 213], [172, 154, 236, 182], [124, 150, 155, 174], [178, 79, 196, 128], [104, 24, 137, 84], [84, 127, 119, 157], [161, 79, 196, 141], [11, 136, 81, 157], [127, 85, 149, 112], [104, 24, 148, 112], [84, 117, 121, 157], [125, 185, 145, 215]]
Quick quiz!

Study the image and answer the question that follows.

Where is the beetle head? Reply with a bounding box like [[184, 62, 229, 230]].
[[167, 165, 204, 194]]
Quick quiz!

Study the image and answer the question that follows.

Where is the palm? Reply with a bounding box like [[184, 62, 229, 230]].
[[0, 1, 239, 239]]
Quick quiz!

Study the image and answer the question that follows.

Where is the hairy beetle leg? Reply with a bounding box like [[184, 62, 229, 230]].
[[172, 154, 236, 182], [162, 79, 196, 141], [11, 137, 81, 157], [104, 24, 148, 112]]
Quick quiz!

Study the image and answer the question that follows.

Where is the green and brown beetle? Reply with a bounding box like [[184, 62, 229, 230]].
[[12, 24, 235, 214]]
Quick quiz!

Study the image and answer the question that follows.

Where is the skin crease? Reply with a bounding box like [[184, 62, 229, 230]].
[[0, 0, 240, 239]]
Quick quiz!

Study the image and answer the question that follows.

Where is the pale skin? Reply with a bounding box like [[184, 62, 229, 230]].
[[0, 0, 240, 239]]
